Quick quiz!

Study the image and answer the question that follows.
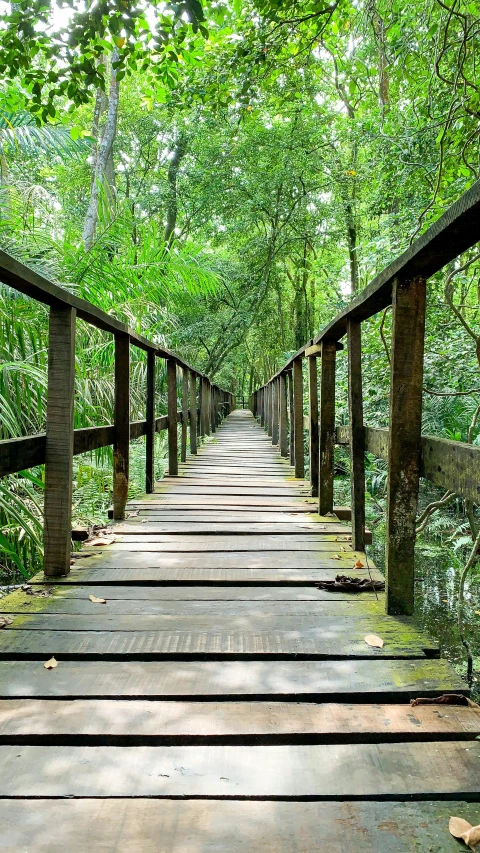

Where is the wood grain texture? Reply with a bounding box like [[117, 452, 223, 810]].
[[43, 305, 76, 577]]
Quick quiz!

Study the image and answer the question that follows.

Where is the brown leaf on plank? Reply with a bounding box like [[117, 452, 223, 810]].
[[87, 536, 116, 547], [88, 594, 107, 604], [354, 559, 365, 568], [364, 634, 384, 648], [449, 817, 480, 850], [331, 554, 342, 560], [44, 657, 58, 670], [0, 617, 12, 628]]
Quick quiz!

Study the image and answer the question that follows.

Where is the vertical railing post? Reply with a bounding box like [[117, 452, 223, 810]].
[[198, 379, 203, 439], [272, 378, 279, 445], [319, 341, 336, 515], [181, 366, 188, 463], [293, 356, 304, 478], [167, 357, 178, 476], [145, 349, 155, 494], [288, 369, 295, 468], [113, 333, 130, 520], [211, 385, 216, 433], [279, 372, 288, 457], [267, 383, 273, 437], [189, 371, 198, 454], [260, 387, 265, 427], [307, 348, 319, 498], [385, 276, 426, 615], [205, 380, 211, 436], [44, 305, 76, 577], [347, 320, 365, 551]]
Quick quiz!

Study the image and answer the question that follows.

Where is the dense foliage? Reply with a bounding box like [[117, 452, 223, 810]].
[[1, 0, 480, 685]]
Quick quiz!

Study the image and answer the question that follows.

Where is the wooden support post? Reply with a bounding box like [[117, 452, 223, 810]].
[[167, 358, 178, 476], [319, 341, 336, 515], [386, 276, 426, 616], [181, 367, 188, 462], [198, 379, 203, 438], [145, 350, 155, 494], [113, 333, 130, 520], [211, 385, 216, 433], [293, 357, 304, 478], [189, 371, 197, 454], [44, 305, 76, 577], [288, 369, 295, 467], [307, 352, 319, 497], [267, 383, 273, 437], [205, 380, 211, 436], [279, 373, 288, 457], [272, 378, 279, 445], [348, 319, 365, 551], [260, 388, 265, 427]]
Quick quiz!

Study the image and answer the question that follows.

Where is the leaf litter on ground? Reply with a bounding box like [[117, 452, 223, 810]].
[[449, 817, 480, 850]]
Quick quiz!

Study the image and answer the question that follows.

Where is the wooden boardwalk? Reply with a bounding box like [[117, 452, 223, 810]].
[[0, 409, 479, 851]]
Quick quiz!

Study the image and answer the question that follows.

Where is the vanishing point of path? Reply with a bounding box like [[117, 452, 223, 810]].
[[0, 409, 479, 850]]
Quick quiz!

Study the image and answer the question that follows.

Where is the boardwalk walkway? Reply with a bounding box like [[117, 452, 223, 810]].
[[0, 409, 480, 850]]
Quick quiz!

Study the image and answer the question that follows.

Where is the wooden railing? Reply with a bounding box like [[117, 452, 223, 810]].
[[0, 251, 234, 577], [251, 180, 480, 617]]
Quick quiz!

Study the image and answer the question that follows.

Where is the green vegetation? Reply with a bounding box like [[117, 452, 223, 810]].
[[1, 0, 480, 685]]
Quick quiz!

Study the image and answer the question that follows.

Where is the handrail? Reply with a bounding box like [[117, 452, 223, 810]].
[[0, 249, 235, 577], [251, 179, 480, 617]]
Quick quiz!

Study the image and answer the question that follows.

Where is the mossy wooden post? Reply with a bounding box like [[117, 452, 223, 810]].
[[347, 320, 365, 550], [260, 387, 265, 427], [306, 347, 320, 498], [145, 349, 155, 494], [113, 333, 130, 520], [44, 305, 76, 577], [211, 385, 216, 433], [279, 373, 288, 457], [167, 358, 178, 476], [180, 366, 188, 462], [319, 341, 336, 515], [288, 369, 295, 467], [189, 371, 198, 454], [386, 275, 427, 615], [266, 383, 272, 436], [293, 357, 304, 478], [272, 378, 279, 445]]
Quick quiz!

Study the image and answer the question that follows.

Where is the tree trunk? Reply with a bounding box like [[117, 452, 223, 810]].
[[83, 48, 120, 251], [164, 131, 187, 248]]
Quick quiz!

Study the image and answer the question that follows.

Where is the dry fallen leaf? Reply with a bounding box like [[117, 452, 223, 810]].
[[354, 560, 365, 568], [88, 594, 106, 604], [365, 634, 384, 649], [0, 616, 13, 629], [449, 817, 480, 850], [331, 554, 342, 560], [44, 657, 58, 670], [88, 536, 116, 547]]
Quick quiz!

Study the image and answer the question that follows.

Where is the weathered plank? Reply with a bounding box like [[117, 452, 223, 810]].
[[1, 741, 479, 797], [0, 799, 479, 852], [0, 658, 462, 699], [0, 700, 478, 742]]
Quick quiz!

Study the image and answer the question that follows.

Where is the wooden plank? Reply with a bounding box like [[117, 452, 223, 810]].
[[0, 617, 435, 658], [312, 178, 480, 345], [43, 304, 76, 577], [307, 353, 319, 497], [386, 276, 426, 616], [319, 341, 336, 515], [189, 370, 197, 454], [1, 800, 480, 852], [113, 333, 130, 521], [167, 358, 178, 476], [0, 700, 478, 742], [293, 357, 304, 478], [151, 487, 311, 496], [1, 740, 479, 797], [145, 350, 155, 493], [132, 496, 319, 507], [109, 523, 357, 536], [0, 658, 462, 699], [80, 535, 362, 551], [69, 550, 375, 570], [347, 319, 365, 550], [135, 512, 341, 522], [26, 584, 378, 601]]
